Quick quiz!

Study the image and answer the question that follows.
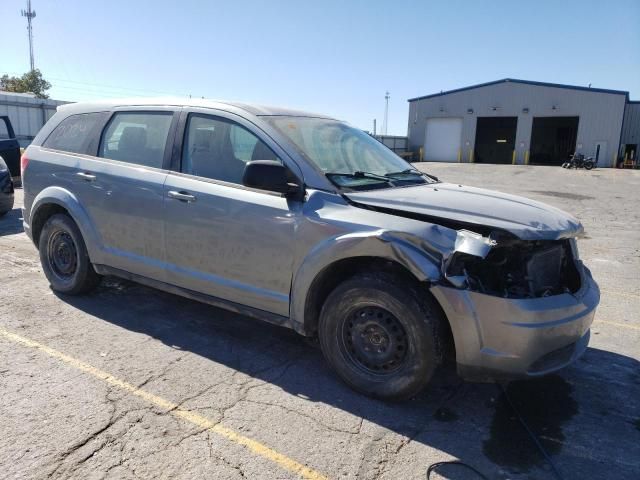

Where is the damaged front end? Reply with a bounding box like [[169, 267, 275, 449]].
[[431, 227, 599, 382], [343, 183, 599, 381], [445, 230, 582, 299]]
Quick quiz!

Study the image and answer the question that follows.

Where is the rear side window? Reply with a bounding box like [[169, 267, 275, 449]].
[[43, 113, 105, 154], [100, 112, 173, 169]]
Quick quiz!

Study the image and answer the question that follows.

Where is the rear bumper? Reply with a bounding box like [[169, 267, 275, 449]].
[[22, 208, 33, 241], [431, 261, 599, 381]]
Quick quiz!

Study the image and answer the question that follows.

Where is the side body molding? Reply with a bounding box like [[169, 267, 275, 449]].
[[289, 229, 442, 334], [28, 186, 104, 261]]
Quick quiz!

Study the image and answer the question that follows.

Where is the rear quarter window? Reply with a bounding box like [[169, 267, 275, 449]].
[[43, 112, 107, 154]]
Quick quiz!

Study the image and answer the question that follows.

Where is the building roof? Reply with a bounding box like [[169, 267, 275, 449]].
[[58, 97, 334, 118], [407, 78, 630, 103], [0, 90, 38, 98], [0, 90, 68, 106]]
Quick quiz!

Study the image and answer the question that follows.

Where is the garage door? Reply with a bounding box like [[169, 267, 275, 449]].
[[424, 118, 463, 162]]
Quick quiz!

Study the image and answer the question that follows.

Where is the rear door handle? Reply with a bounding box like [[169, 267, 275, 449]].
[[76, 171, 96, 181], [168, 190, 197, 203]]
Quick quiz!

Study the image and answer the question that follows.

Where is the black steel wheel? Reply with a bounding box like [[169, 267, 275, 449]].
[[341, 306, 408, 375], [46, 230, 78, 280], [319, 273, 446, 400], [38, 213, 101, 294]]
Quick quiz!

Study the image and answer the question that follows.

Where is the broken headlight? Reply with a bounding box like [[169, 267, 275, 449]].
[[445, 239, 581, 298]]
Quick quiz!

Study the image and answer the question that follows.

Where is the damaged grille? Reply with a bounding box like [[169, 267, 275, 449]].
[[447, 239, 581, 298]]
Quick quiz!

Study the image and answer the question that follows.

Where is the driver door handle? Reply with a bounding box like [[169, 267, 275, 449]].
[[168, 190, 197, 203]]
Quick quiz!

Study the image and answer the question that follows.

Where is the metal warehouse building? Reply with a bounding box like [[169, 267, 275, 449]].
[[407, 79, 639, 167], [0, 91, 67, 148]]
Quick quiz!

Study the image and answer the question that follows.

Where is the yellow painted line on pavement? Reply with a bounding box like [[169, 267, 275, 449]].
[[596, 320, 640, 331], [0, 327, 328, 480]]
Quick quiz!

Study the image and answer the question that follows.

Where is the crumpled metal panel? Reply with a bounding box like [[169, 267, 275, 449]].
[[345, 182, 584, 240], [289, 190, 517, 331]]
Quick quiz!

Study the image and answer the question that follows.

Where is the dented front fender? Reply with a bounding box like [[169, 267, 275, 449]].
[[289, 229, 447, 332], [289, 190, 503, 333]]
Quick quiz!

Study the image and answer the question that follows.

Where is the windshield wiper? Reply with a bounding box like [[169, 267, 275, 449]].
[[353, 170, 393, 182], [386, 169, 439, 182], [384, 169, 423, 177], [325, 171, 393, 184]]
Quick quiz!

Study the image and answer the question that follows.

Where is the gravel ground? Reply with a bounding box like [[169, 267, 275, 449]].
[[0, 164, 638, 480]]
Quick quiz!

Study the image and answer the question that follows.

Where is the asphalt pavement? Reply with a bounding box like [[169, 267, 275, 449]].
[[0, 163, 638, 479]]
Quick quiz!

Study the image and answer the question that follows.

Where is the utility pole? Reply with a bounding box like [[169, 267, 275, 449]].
[[382, 91, 390, 136], [373, 119, 377, 136], [21, 0, 37, 71]]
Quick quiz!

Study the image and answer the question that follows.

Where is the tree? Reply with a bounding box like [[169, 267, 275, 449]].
[[0, 69, 52, 99]]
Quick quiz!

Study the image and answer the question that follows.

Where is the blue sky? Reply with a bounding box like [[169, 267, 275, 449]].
[[2, 0, 639, 134]]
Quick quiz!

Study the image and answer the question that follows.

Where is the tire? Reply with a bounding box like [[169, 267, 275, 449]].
[[318, 273, 445, 401], [38, 213, 101, 294], [584, 162, 594, 170]]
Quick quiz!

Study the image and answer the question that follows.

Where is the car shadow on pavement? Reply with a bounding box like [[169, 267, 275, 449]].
[[0, 208, 24, 237], [57, 277, 640, 480]]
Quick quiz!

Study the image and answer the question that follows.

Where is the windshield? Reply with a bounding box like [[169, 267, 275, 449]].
[[263, 116, 431, 190]]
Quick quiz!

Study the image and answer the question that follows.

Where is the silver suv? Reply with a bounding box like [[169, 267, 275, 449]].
[[22, 99, 599, 400]]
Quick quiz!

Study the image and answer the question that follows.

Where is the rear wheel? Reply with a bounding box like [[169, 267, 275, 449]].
[[318, 273, 445, 400], [38, 214, 101, 294]]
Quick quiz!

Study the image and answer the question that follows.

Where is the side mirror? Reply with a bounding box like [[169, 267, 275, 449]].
[[242, 160, 301, 197]]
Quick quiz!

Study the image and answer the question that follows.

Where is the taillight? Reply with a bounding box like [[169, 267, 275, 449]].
[[20, 152, 29, 177]]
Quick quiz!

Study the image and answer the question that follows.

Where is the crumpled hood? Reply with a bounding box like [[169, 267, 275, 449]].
[[345, 182, 583, 240]]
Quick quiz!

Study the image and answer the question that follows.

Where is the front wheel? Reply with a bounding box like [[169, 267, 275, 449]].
[[584, 161, 594, 170], [38, 213, 101, 294], [318, 274, 445, 400]]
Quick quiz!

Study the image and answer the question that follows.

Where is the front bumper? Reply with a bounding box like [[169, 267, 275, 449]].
[[431, 261, 599, 381]]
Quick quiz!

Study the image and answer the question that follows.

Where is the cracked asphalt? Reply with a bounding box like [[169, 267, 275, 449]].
[[1, 164, 639, 480]]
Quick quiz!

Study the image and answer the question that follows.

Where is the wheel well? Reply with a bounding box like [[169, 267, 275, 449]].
[[303, 257, 454, 359], [31, 203, 69, 246]]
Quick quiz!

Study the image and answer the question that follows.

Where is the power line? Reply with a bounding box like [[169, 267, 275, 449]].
[[21, 0, 36, 71], [52, 84, 171, 98], [0, 70, 194, 99], [46, 77, 190, 97], [51, 85, 157, 99]]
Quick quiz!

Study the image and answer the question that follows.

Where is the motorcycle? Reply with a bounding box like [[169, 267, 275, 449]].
[[562, 153, 597, 170]]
